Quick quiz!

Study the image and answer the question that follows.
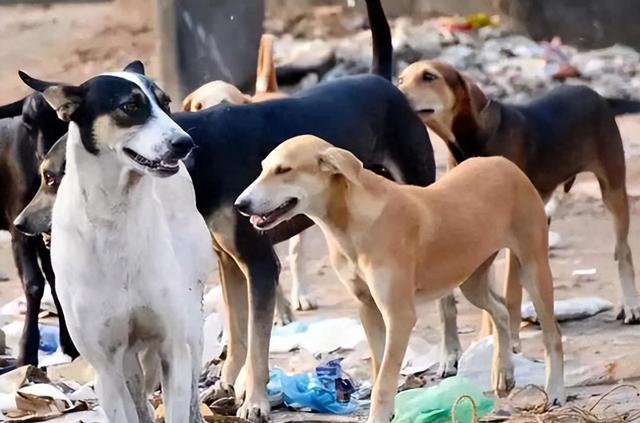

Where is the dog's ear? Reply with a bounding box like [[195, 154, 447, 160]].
[[317, 147, 362, 181], [123, 60, 146, 75], [18, 71, 82, 122]]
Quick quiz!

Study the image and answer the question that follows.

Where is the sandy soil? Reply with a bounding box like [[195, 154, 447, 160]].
[[1, 1, 640, 420]]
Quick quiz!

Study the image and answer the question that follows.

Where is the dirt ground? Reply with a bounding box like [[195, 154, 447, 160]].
[[2, 1, 640, 421]]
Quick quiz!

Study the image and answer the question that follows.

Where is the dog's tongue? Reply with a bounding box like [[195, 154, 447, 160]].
[[250, 215, 265, 226]]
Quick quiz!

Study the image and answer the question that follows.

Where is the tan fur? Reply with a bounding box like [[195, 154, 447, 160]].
[[181, 34, 285, 111], [399, 59, 640, 345], [239, 135, 566, 423]]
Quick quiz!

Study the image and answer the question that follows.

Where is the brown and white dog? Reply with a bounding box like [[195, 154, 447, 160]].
[[398, 60, 639, 374], [235, 135, 565, 423], [181, 34, 316, 315]]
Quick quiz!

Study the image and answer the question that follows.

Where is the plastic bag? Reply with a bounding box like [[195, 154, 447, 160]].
[[39, 325, 59, 353], [392, 376, 494, 423], [267, 359, 357, 414]]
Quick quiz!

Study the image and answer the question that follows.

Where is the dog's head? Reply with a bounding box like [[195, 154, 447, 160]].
[[181, 80, 251, 111], [234, 135, 362, 231], [14, 134, 67, 240], [19, 61, 193, 178], [0, 93, 67, 159], [397, 60, 460, 124]]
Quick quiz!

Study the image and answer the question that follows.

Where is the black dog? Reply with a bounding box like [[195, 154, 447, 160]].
[[15, 0, 433, 419], [0, 94, 77, 365]]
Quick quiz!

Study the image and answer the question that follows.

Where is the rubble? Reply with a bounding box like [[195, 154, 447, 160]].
[[268, 16, 640, 103]]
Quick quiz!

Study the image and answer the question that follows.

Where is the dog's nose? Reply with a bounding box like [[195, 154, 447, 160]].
[[234, 199, 252, 215], [169, 135, 195, 158], [13, 216, 31, 236]]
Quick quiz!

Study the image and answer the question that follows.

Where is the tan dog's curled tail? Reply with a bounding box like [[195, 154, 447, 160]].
[[255, 34, 278, 95]]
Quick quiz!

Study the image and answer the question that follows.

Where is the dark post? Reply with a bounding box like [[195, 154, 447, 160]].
[[155, 0, 264, 101]]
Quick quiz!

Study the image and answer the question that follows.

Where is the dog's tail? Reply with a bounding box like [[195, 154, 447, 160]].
[[255, 34, 279, 94], [606, 98, 640, 116], [365, 0, 392, 81], [0, 97, 26, 119]]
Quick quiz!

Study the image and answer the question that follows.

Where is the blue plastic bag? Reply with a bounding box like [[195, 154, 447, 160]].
[[268, 359, 357, 414], [39, 324, 59, 353]]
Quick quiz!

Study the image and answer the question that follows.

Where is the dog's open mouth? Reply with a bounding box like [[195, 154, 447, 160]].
[[249, 198, 298, 229], [123, 147, 179, 174], [42, 233, 51, 249]]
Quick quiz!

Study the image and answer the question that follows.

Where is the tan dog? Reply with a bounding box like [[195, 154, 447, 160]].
[[398, 59, 639, 374], [235, 135, 565, 423], [181, 34, 285, 112]]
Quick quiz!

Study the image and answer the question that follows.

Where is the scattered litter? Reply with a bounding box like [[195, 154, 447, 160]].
[[0, 365, 97, 421], [268, 359, 357, 414], [392, 376, 494, 423], [458, 337, 545, 392], [572, 268, 597, 280], [271, 318, 366, 355], [401, 337, 439, 376], [522, 297, 613, 323]]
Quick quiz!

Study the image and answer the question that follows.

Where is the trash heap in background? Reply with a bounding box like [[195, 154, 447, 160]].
[[268, 8, 640, 104]]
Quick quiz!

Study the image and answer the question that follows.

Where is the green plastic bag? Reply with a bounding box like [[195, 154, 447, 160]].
[[392, 376, 494, 423]]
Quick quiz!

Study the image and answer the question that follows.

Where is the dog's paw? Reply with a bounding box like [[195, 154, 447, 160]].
[[274, 304, 294, 326], [236, 395, 270, 423], [437, 353, 459, 378], [617, 304, 640, 324], [291, 293, 317, 311], [492, 366, 515, 398], [546, 386, 566, 407]]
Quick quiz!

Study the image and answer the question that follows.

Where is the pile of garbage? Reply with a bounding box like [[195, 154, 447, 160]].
[[268, 8, 640, 103]]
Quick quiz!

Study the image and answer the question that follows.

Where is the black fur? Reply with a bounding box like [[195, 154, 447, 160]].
[[0, 94, 76, 365]]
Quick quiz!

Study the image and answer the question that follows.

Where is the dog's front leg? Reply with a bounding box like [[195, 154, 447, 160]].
[[37, 240, 79, 359], [12, 232, 45, 366], [437, 294, 461, 377], [366, 269, 416, 423], [161, 343, 198, 423], [236, 253, 278, 423]]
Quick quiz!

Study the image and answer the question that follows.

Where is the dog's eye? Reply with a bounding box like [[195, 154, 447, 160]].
[[120, 102, 139, 114], [422, 71, 437, 82], [43, 171, 56, 186], [274, 166, 292, 175]]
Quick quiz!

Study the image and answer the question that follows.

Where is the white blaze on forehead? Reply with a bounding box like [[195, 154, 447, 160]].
[[99, 71, 161, 109]]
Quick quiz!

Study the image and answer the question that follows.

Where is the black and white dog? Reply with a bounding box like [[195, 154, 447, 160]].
[[0, 93, 75, 365], [20, 62, 213, 423], [14, 0, 434, 421]]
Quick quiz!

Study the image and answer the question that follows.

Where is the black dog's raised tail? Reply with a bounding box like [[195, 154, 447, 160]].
[[606, 98, 640, 116], [365, 0, 392, 81], [0, 97, 26, 119]]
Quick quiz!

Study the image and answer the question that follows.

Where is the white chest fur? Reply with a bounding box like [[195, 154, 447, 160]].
[[50, 125, 213, 355]]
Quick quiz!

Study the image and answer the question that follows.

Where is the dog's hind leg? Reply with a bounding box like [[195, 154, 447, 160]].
[[503, 249, 523, 352], [12, 232, 45, 366], [518, 253, 565, 405], [288, 231, 317, 311], [437, 294, 461, 377], [37, 239, 79, 359], [123, 351, 155, 423], [459, 255, 515, 398], [598, 176, 639, 323]]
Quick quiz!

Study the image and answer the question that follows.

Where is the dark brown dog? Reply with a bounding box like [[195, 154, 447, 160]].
[[398, 59, 639, 375]]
